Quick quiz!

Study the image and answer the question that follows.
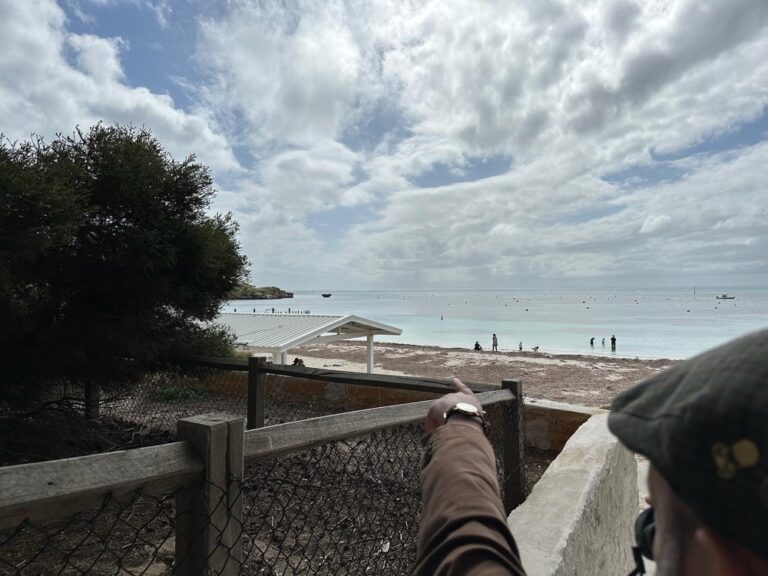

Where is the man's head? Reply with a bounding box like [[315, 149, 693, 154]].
[[608, 329, 768, 575]]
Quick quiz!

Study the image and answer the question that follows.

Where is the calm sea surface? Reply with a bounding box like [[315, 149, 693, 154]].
[[224, 288, 768, 360]]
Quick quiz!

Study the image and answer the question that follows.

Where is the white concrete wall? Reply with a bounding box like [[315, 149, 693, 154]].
[[508, 414, 637, 576]]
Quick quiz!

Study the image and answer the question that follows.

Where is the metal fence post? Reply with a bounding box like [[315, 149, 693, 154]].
[[501, 379, 526, 513], [84, 381, 100, 420], [248, 357, 266, 429], [175, 414, 244, 576]]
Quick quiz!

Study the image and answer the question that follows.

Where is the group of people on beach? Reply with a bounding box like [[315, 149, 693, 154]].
[[590, 335, 617, 350], [474, 334, 529, 353], [474, 333, 618, 353]]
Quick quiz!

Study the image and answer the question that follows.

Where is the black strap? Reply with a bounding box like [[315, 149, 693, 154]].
[[627, 546, 646, 575]]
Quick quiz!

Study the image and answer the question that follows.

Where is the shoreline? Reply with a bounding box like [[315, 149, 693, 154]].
[[369, 339, 682, 362], [290, 340, 677, 409]]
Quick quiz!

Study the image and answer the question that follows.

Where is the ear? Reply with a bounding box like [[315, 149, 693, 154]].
[[694, 527, 743, 576]]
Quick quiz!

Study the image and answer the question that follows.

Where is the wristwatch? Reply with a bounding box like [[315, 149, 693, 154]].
[[444, 402, 490, 435]]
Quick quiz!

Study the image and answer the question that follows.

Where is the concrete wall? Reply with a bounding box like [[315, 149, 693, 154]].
[[524, 398, 604, 452], [507, 414, 637, 576]]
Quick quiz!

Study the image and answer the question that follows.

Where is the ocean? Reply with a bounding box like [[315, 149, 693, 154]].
[[224, 288, 768, 360]]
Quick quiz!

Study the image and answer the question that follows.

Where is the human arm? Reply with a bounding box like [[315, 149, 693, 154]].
[[411, 378, 526, 576]]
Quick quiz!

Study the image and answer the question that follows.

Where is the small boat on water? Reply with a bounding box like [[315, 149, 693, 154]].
[[322, 293, 332, 298], [715, 294, 735, 300]]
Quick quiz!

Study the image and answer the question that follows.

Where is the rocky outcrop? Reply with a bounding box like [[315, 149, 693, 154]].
[[227, 284, 293, 299]]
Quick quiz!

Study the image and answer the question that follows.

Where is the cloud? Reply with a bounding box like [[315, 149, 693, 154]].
[[2, 0, 767, 288], [70, 0, 172, 28], [639, 214, 671, 234], [193, 0, 767, 286], [68, 34, 125, 82], [197, 1, 364, 148], [0, 0, 238, 174]]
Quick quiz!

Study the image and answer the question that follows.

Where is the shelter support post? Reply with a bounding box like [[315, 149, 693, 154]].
[[501, 379, 526, 513], [366, 335, 374, 374], [175, 414, 244, 576], [247, 357, 266, 429]]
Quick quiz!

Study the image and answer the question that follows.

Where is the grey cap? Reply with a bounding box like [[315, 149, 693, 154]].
[[608, 329, 768, 558]]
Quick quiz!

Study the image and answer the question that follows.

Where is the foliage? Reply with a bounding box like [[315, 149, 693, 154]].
[[151, 375, 209, 402], [0, 124, 247, 399]]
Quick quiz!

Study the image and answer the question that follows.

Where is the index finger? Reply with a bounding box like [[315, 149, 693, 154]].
[[451, 377, 472, 395]]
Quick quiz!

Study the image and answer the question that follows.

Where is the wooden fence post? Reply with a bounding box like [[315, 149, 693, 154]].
[[247, 357, 266, 429], [84, 381, 100, 420], [501, 379, 526, 513], [175, 414, 244, 576]]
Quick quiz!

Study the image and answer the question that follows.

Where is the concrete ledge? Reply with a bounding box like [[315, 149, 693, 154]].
[[507, 414, 637, 576]]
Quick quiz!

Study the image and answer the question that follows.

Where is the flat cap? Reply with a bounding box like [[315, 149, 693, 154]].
[[608, 329, 768, 558]]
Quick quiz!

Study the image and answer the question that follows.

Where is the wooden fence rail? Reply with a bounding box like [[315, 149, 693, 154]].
[[171, 354, 495, 430], [243, 389, 515, 462], [81, 355, 497, 430], [0, 442, 203, 530], [1, 365, 525, 575]]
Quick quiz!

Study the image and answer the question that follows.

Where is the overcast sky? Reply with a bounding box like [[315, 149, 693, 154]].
[[2, 0, 767, 289]]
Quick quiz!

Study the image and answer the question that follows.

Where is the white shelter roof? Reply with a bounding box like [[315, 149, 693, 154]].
[[213, 313, 402, 352]]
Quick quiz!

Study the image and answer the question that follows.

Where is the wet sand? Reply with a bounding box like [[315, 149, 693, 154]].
[[293, 341, 677, 408]]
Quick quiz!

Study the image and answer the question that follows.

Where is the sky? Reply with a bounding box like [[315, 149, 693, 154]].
[[1, 0, 767, 290]]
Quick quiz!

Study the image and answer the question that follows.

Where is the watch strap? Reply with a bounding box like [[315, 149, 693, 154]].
[[444, 404, 490, 436]]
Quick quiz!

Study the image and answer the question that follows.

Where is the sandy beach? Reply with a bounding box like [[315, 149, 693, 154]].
[[293, 341, 677, 408]]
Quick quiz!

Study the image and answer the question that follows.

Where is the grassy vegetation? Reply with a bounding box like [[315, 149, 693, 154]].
[[152, 376, 209, 402]]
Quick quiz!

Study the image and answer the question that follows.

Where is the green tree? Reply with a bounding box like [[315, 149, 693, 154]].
[[0, 125, 247, 402]]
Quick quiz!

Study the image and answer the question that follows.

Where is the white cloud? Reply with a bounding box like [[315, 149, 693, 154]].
[[0, 0, 238, 174], [192, 0, 768, 286], [68, 34, 125, 82], [2, 0, 767, 287], [197, 1, 363, 148], [260, 141, 361, 213], [639, 215, 671, 234], [70, 0, 172, 28]]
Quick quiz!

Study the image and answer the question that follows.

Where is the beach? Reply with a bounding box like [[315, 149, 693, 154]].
[[293, 341, 676, 408]]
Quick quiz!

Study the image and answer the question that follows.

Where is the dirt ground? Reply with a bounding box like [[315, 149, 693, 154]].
[[294, 341, 677, 408]]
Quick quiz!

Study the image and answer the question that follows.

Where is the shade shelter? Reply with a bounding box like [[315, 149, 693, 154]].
[[214, 313, 402, 373]]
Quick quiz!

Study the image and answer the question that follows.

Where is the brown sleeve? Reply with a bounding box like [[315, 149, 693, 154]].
[[412, 421, 526, 576]]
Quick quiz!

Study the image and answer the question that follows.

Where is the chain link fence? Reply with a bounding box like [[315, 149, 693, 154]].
[[2, 487, 180, 575], [96, 362, 354, 433], [238, 423, 424, 575], [1, 396, 528, 575], [100, 366, 251, 433]]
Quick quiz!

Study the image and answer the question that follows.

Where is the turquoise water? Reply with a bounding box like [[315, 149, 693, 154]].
[[224, 288, 768, 360]]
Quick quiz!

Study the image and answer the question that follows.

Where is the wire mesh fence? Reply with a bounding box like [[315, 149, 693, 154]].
[[1, 487, 180, 575], [100, 366, 250, 434], [238, 423, 424, 576], [99, 363, 356, 433], [93, 362, 438, 433], [1, 396, 526, 576]]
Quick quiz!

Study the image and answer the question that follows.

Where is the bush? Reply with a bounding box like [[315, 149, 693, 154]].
[[0, 125, 248, 401]]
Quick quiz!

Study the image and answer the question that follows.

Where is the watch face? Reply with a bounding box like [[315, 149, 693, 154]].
[[455, 402, 479, 416]]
